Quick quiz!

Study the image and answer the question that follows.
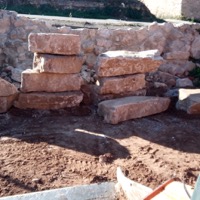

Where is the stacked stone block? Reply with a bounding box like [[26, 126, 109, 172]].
[[95, 50, 171, 124], [14, 33, 84, 110], [93, 49, 162, 103]]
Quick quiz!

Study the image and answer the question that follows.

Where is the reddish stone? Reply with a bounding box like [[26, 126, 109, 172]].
[[28, 33, 81, 55], [96, 74, 146, 95], [98, 96, 170, 124], [95, 50, 162, 77], [21, 69, 83, 93], [14, 91, 83, 110], [33, 53, 83, 74]]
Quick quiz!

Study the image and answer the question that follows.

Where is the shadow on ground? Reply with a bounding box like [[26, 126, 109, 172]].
[[0, 106, 200, 156]]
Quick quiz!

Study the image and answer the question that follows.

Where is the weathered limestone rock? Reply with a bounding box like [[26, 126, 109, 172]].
[[33, 53, 83, 74], [191, 35, 200, 59], [96, 74, 146, 95], [0, 77, 18, 96], [176, 89, 200, 114], [92, 89, 146, 105], [0, 78, 19, 113], [98, 96, 170, 124], [95, 50, 162, 77], [11, 68, 23, 82], [28, 33, 81, 55], [0, 95, 18, 113], [21, 69, 83, 92], [14, 91, 83, 110], [159, 60, 195, 77], [163, 51, 190, 60], [176, 78, 193, 88]]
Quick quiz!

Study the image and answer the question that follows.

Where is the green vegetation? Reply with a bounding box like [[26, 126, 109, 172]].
[[189, 66, 200, 87], [0, 3, 159, 22]]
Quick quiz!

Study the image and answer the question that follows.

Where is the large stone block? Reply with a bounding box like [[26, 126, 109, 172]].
[[28, 33, 81, 55], [33, 53, 83, 74], [96, 74, 146, 95], [98, 96, 170, 124], [0, 77, 18, 96], [21, 69, 83, 92], [92, 88, 147, 105], [95, 50, 162, 77], [176, 89, 200, 114], [14, 91, 83, 110]]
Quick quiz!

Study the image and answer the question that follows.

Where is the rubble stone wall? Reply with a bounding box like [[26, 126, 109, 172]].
[[1, 10, 200, 93]]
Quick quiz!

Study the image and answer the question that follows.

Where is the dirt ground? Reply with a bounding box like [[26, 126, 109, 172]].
[[0, 106, 200, 198]]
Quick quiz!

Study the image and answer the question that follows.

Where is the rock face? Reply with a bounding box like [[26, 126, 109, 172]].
[[176, 89, 200, 114], [98, 96, 170, 124], [33, 53, 84, 74], [21, 69, 83, 92], [14, 91, 83, 110], [95, 50, 163, 77], [28, 33, 81, 55], [0, 78, 18, 113], [95, 74, 146, 95]]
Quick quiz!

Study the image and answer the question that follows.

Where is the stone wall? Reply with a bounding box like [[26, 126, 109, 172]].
[[141, 0, 200, 21], [1, 10, 200, 95]]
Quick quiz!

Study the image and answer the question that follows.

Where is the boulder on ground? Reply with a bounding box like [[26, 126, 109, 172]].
[[176, 89, 200, 114], [28, 33, 81, 55], [98, 96, 170, 124], [0, 78, 18, 113], [33, 53, 83, 74], [21, 69, 83, 92], [14, 91, 83, 110], [95, 74, 146, 95], [95, 50, 162, 77]]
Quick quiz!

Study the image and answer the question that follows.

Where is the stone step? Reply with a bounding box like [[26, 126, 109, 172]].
[[21, 69, 83, 93], [98, 96, 170, 124], [176, 89, 200, 114], [14, 91, 83, 110], [95, 74, 146, 95], [95, 50, 162, 77], [33, 53, 84, 74], [28, 33, 81, 55]]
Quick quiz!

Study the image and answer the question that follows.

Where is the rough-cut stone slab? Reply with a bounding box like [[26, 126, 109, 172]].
[[92, 88, 147, 105], [95, 50, 162, 77], [28, 33, 81, 55], [0, 77, 18, 96], [95, 74, 146, 95], [14, 91, 83, 110], [0, 94, 18, 113], [33, 53, 84, 74], [176, 89, 200, 114], [21, 69, 83, 92], [98, 96, 170, 124]]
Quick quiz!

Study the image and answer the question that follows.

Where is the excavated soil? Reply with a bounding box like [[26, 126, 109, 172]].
[[0, 106, 200, 198]]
